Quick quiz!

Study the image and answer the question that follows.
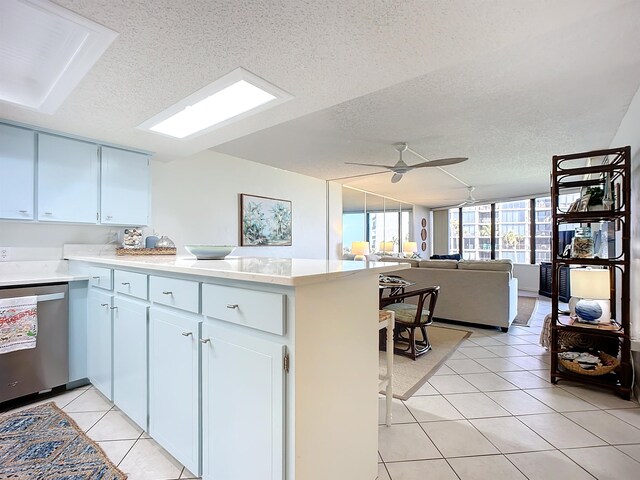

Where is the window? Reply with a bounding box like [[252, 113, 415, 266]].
[[448, 209, 459, 254], [534, 197, 552, 263], [447, 191, 582, 264], [461, 204, 492, 260], [495, 200, 530, 263], [342, 213, 365, 254], [402, 211, 411, 244], [369, 211, 401, 253], [342, 210, 411, 255]]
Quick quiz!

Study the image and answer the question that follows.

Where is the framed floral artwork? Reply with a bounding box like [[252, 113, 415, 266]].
[[240, 194, 292, 246]]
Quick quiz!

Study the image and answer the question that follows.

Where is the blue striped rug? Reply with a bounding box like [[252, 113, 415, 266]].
[[0, 401, 126, 479]]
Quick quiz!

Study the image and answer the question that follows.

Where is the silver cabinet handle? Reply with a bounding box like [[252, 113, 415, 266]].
[[92, 276, 101, 279], [109, 306, 118, 310], [182, 332, 192, 337], [100, 303, 109, 307], [226, 304, 239, 309], [44, 212, 53, 215], [163, 291, 173, 295], [121, 282, 130, 286], [200, 338, 211, 344], [19, 210, 28, 214]]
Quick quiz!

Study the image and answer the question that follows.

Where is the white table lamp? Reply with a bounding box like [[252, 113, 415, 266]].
[[402, 241, 418, 257], [570, 268, 610, 323], [351, 241, 370, 261], [381, 241, 395, 254]]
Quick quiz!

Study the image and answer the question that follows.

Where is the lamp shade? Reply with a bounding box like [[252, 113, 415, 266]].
[[351, 241, 370, 256], [403, 241, 418, 254], [381, 241, 395, 253], [570, 269, 609, 299]]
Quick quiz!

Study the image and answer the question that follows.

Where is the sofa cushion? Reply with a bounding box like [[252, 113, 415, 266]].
[[378, 257, 421, 267], [430, 254, 462, 260], [418, 260, 459, 269], [457, 260, 513, 273]]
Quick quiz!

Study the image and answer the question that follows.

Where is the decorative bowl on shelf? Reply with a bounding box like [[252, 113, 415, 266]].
[[184, 245, 236, 260]]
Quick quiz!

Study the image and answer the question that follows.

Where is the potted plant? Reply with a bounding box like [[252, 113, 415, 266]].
[[585, 186, 607, 210]]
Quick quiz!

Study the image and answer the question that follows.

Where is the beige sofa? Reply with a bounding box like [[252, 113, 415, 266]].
[[380, 258, 518, 331]]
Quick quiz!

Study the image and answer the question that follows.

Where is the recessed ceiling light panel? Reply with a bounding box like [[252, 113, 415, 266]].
[[138, 68, 293, 140], [0, 0, 118, 114]]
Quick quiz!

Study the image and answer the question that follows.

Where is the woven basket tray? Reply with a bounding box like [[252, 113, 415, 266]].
[[559, 351, 619, 376], [115, 247, 176, 256]]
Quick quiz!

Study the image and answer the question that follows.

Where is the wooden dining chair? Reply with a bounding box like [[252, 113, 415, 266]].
[[381, 286, 440, 360]]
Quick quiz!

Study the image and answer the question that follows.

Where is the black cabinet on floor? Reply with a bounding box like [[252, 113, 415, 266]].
[[539, 263, 571, 302]]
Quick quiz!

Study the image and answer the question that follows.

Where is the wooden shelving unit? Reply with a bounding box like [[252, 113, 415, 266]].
[[549, 146, 632, 399]]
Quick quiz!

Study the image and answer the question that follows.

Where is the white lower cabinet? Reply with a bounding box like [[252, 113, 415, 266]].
[[87, 288, 113, 400], [201, 322, 286, 480], [148, 307, 201, 475], [113, 296, 148, 430]]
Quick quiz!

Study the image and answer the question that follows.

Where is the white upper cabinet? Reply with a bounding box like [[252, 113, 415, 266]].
[[0, 124, 34, 220], [101, 147, 150, 226], [38, 133, 99, 223]]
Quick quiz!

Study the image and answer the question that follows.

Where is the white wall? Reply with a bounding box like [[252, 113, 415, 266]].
[[151, 150, 332, 259], [513, 263, 540, 293], [412, 205, 431, 258], [0, 222, 116, 260], [609, 83, 640, 396], [0, 150, 339, 262]]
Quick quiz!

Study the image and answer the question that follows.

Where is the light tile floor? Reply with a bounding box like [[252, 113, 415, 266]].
[[3, 297, 639, 479], [377, 297, 640, 480]]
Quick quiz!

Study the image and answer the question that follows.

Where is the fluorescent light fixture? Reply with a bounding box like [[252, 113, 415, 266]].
[[138, 68, 292, 139], [0, 0, 118, 113]]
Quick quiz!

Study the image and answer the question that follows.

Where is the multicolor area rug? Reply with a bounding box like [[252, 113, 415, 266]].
[[0, 402, 126, 479]]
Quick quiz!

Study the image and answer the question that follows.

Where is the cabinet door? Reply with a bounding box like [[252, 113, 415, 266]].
[[113, 297, 148, 429], [0, 124, 34, 219], [87, 289, 113, 400], [37, 133, 98, 223], [148, 307, 200, 474], [201, 323, 285, 480], [68, 281, 88, 382], [101, 147, 150, 226]]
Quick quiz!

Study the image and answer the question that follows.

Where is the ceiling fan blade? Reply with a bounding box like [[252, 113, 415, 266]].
[[344, 162, 395, 170], [391, 173, 403, 183], [408, 157, 468, 169], [454, 186, 477, 207]]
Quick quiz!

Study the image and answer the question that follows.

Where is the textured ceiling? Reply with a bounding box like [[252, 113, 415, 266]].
[[1, 0, 639, 207]]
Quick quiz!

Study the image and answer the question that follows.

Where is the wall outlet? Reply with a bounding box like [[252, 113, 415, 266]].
[[0, 247, 12, 262]]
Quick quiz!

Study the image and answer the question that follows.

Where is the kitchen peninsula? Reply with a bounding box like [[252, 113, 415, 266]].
[[66, 252, 408, 480]]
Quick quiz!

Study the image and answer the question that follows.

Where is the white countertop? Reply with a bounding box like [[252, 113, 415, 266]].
[[65, 254, 409, 286], [0, 261, 89, 287]]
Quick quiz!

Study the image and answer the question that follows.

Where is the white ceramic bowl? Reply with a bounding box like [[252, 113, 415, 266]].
[[184, 245, 236, 260]]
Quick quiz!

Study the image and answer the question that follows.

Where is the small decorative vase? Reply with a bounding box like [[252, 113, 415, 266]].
[[156, 236, 175, 248], [145, 235, 159, 248], [575, 299, 603, 323]]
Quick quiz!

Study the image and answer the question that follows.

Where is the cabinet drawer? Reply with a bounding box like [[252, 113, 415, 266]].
[[89, 266, 113, 290], [114, 270, 148, 300], [150, 276, 199, 313], [201, 284, 286, 335]]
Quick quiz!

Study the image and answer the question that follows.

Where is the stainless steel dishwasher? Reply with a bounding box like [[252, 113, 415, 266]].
[[0, 283, 69, 403]]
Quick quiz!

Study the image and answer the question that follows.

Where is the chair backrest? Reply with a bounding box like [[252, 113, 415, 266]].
[[412, 286, 439, 325], [385, 286, 440, 326]]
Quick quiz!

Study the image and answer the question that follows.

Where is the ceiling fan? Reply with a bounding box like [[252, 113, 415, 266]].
[[345, 142, 468, 183], [456, 186, 478, 207]]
